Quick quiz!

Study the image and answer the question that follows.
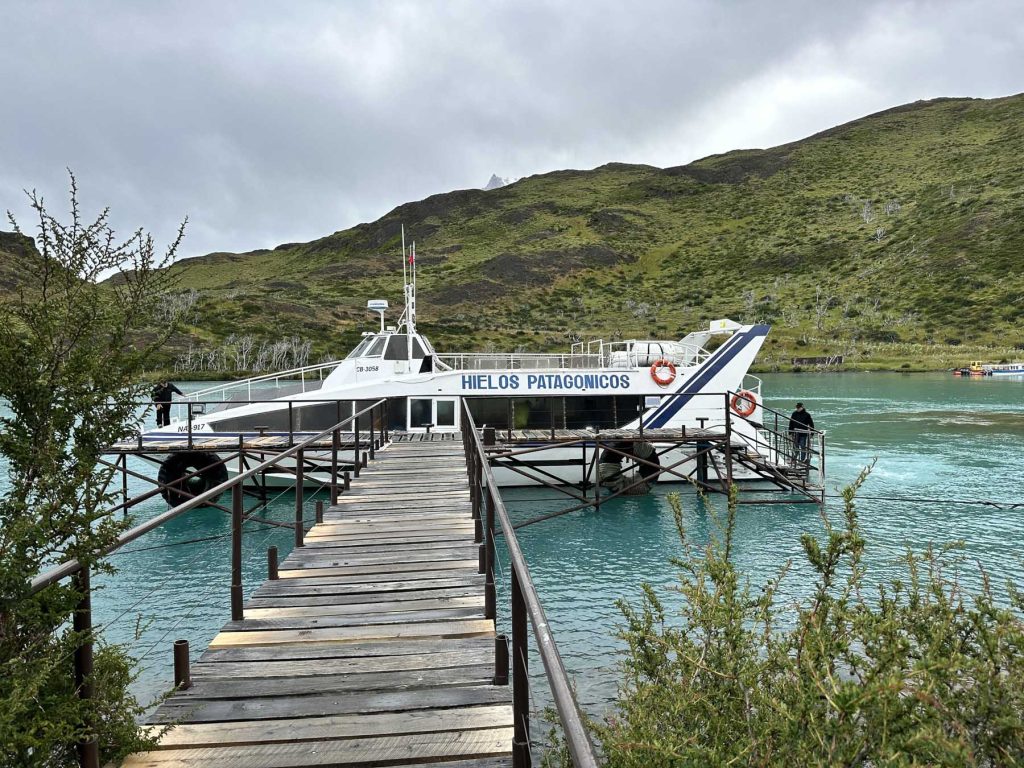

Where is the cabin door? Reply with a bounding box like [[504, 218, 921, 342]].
[[407, 397, 459, 433]]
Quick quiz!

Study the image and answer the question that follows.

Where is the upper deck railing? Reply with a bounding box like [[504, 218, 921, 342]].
[[437, 339, 711, 372], [179, 360, 343, 410]]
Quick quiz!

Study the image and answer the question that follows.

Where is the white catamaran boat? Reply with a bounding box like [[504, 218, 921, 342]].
[[144, 240, 794, 495]]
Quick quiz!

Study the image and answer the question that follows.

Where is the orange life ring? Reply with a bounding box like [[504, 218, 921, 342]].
[[730, 390, 757, 417], [650, 358, 676, 387]]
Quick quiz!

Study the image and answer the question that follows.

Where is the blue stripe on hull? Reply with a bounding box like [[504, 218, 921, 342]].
[[643, 324, 769, 429]]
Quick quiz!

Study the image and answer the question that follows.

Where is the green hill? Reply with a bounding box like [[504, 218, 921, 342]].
[[18, 94, 1024, 372], [0, 231, 39, 295]]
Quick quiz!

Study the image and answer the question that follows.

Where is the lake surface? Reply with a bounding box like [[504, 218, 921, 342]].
[[2, 372, 1023, 714]]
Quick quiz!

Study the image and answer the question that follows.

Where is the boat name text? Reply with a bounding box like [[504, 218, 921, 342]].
[[461, 373, 631, 391]]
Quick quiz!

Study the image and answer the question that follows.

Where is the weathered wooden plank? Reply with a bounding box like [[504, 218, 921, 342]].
[[276, 559, 478, 580], [123, 726, 514, 766], [198, 636, 494, 663], [220, 605, 483, 632], [208, 618, 495, 648], [251, 575, 483, 598], [150, 684, 510, 723], [192, 649, 495, 679], [143, 705, 512, 748], [284, 539, 476, 556], [173, 663, 495, 699], [243, 595, 483, 619], [305, 521, 474, 535], [302, 515, 471, 532], [301, 533, 474, 546], [279, 550, 476, 570], [252, 571, 482, 591], [285, 539, 476, 556]]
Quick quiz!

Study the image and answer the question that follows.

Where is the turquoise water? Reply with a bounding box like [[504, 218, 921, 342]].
[[2, 373, 1023, 714]]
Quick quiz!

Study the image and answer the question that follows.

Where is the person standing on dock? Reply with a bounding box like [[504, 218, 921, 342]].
[[788, 402, 815, 464], [152, 380, 184, 428]]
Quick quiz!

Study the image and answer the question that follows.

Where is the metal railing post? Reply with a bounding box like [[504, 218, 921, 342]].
[[331, 427, 340, 503], [354, 410, 361, 478], [73, 567, 99, 768], [369, 411, 375, 460], [494, 634, 510, 685], [511, 570, 531, 767], [186, 402, 193, 449], [485, 490, 496, 620], [295, 448, 305, 548], [724, 393, 734, 490], [288, 402, 294, 446], [231, 484, 243, 621]]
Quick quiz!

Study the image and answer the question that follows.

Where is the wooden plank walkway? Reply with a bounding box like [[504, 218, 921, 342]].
[[123, 440, 512, 768]]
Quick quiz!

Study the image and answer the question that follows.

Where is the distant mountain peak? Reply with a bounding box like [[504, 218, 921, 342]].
[[483, 174, 510, 190]]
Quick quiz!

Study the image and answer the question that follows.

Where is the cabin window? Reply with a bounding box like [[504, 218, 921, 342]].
[[365, 336, 387, 357], [436, 400, 456, 427], [411, 337, 426, 358], [384, 335, 409, 360], [346, 336, 375, 359]]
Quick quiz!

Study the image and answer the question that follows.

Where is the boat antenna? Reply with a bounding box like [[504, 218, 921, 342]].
[[401, 224, 407, 292]]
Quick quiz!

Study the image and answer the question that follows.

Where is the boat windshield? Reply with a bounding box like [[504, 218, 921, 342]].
[[364, 336, 387, 357], [346, 335, 377, 359]]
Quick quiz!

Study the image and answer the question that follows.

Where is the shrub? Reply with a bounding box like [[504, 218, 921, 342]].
[[560, 472, 1024, 766]]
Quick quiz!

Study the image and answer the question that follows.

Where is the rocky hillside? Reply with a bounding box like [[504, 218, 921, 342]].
[[9, 94, 1024, 372]]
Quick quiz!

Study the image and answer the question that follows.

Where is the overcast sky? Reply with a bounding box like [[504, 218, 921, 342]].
[[2, 0, 1022, 261]]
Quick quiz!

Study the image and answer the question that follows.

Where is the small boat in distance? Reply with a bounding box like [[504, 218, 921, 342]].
[[954, 361, 1024, 377]]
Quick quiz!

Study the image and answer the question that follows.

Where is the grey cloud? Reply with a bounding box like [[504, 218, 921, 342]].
[[1, 0, 1021, 261]]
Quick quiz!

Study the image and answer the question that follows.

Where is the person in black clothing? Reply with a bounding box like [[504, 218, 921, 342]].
[[152, 380, 184, 428], [788, 402, 815, 464]]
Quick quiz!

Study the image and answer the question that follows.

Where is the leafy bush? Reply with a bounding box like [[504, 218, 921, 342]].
[[1, 176, 181, 763], [562, 472, 1024, 766]]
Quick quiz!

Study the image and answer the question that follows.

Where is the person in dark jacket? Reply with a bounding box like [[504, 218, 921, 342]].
[[152, 380, 184, 428], [788, 402, 815, 464]]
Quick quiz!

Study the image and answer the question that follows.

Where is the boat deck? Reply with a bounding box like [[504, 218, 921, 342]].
[[122, 440, 513, 767]]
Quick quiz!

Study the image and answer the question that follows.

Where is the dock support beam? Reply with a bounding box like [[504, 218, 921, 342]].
[[173, 639, 191, 690], [268, 546, 279, 580], [494, 634, 509, 685]]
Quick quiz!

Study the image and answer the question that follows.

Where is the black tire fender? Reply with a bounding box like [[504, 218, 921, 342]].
[[157, 451, 228, 507]]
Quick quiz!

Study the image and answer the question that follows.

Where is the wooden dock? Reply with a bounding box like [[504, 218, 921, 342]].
[[123, 440, 513, 768]]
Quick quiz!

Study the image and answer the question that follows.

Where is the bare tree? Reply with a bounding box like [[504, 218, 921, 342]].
[[861, 201, 874, 224], [813, 285, 837, 331]]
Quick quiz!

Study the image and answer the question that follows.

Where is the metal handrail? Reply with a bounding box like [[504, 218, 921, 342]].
[[181, 360, 343, 402], [30, 398, 386, 594], [461, 401, 600, 768]]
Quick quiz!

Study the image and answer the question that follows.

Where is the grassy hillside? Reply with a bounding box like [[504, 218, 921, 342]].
[[0, 231, 39, 295], [21, 95, 1024, 372]]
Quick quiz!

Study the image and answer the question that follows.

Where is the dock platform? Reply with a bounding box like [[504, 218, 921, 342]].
[[123, 440, 513, 767]]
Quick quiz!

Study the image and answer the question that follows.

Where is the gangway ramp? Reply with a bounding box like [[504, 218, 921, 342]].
[[124, 440, 513, 768]]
